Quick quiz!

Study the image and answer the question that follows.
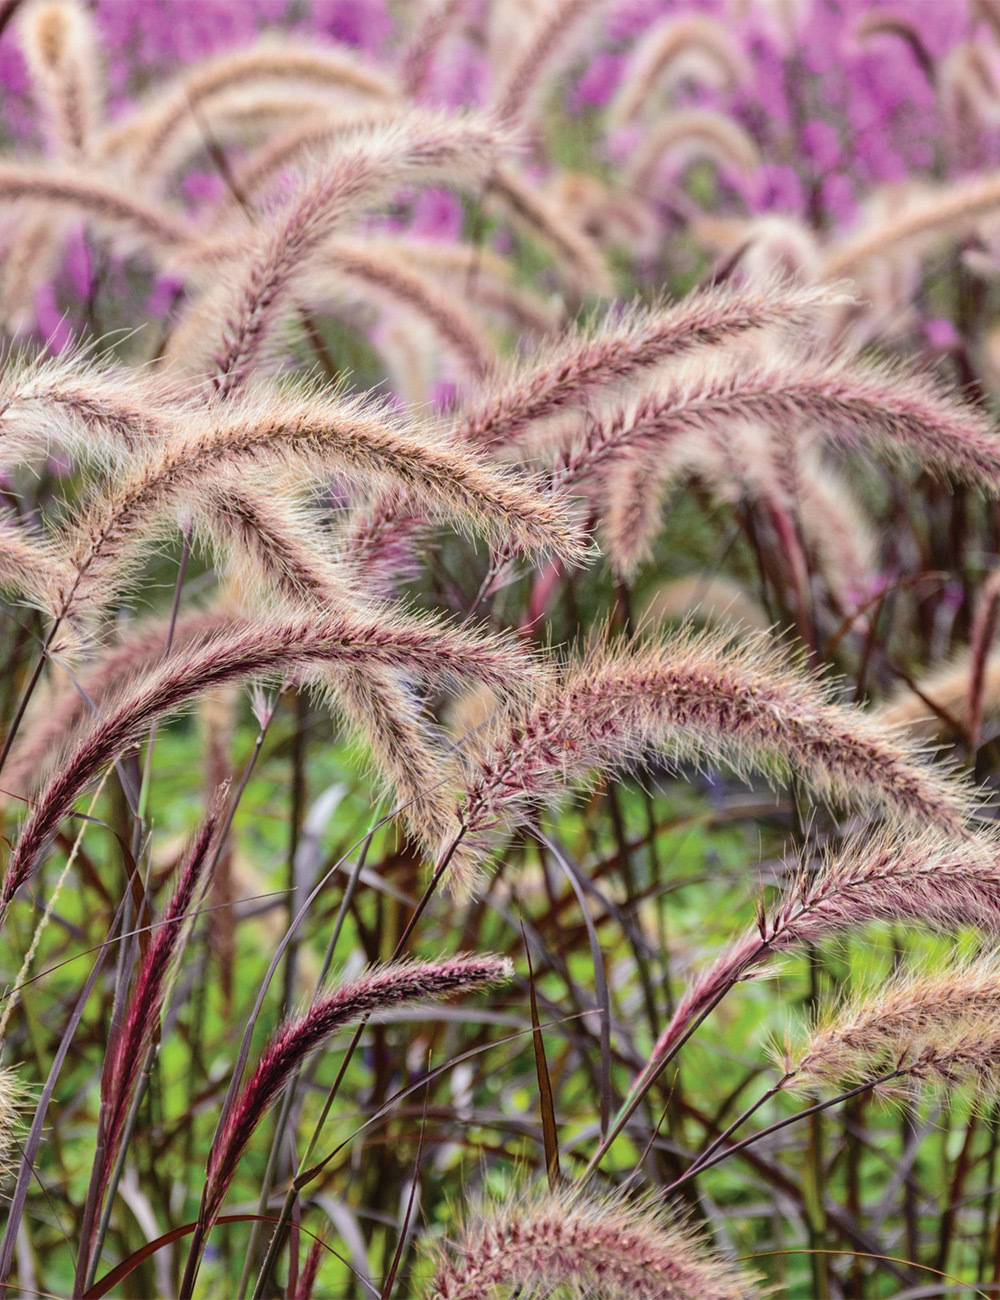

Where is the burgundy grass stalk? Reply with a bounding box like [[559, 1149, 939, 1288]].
[[968, 571, 1000, 748], [76, 812, 221, 1290], [181, 956, 512, 1298]]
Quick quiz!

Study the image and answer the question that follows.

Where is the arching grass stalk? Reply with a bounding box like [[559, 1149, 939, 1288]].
[[86, 682, 281, 1290], [667, 1071, 906, 1189], [0, 611, 64, 779], [173, 790, 466, 1299], [234, 828, 376, 1300], [246, 829, 468, 1300], [0, 880, 136, 1292]]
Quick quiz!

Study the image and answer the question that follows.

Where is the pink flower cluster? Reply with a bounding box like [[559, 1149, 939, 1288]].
[[0, 0, 391, 145], [577, 0, 996, 228]]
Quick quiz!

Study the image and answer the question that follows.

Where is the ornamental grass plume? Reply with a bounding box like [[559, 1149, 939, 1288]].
[[456, 279, 841, 451], [200, 484, 474, 865], [484, 164, 612, 296], [700, 214, 823, 289], [787, 955, 1000, 1098], [292, 1237, 326, 1300], [333, 488, 429, 597], [19, 0, 101, 160], [44, 473, 468, 869], [650, 825, 1000, 1070], [652, 422, 877, 613], [195, 476, 357, 616], [342, 236, 562, 337], [188, 955, 513, 1292], [3, 0, 101, 327], [492, 0, 604, 125], [599, 453, 673, 579], [0, 511, 72, 618], [875, 653, 1000, 741], [937, 41, 1000, 130], [640, 574, 769, 633], [427, 1185, 756, 1299], [792, 450, 880, 611], [197, 113, 511, 399], [400, 0, 470, 97], [57, 383, 583, 620], [853, 12, 935, 82], [0, 1061, 26, 1179], [625, 108, 761, 192], [2, 608, 235, 799], [452, 627, 974, 872], [219, 105, 418, 209], [563, 345, 1000, 573], [822, 169, 1000, 280], [0, 349, 180, 465], [109, 90, 363, 197], [1, 606, 541, 905], [0, 215, 64, 334], [609, 13, 751, 128], [317, 238, 498, 380], [322, 661, 473, 880], [101, 38, 397, 180], [0, 163, 190, 255]]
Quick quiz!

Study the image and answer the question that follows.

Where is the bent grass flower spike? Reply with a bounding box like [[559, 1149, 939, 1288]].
[[453, 628, 976, 867], [788, 956, 1000, 1098], [181, 955, 513, 1295]]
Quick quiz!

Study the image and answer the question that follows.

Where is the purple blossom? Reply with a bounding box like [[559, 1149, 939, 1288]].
[[925, 318, 960, 351], [571, 51, 625, 109], [801, 120, 840, 172], [410, 189, 465, 242]]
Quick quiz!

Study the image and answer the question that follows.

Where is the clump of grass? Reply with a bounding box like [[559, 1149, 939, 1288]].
[[4, 6, 1000, 1299]]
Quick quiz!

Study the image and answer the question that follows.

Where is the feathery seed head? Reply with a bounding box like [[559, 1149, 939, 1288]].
[[0, 1059, 27, 1179], [789, 955, 1000, 1099], [452, 627, 975, 869], [428, 1184, 757, 1299], [19, 0, 101, 158], [204, 956, 513, 1223], [457, 279, 844, 453], [1, 608, 543, 903], [609, 14, 751, 127]]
